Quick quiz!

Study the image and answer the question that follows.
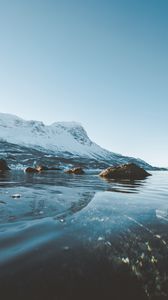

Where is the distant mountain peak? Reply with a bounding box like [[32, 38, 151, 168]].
[[51, 122, 92, 146], [0, 112, 154, 169]]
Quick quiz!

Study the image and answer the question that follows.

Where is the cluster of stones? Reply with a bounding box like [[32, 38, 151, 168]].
[[0, 159, 151, 180], [64, 167, 85, 175]]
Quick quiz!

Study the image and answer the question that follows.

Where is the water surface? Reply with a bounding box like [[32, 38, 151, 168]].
[[0, 171, 168, 300]]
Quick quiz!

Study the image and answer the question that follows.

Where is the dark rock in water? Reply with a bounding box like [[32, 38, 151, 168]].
[[99, 163, 151, 180], [0, 201, 6, 204], [26, 165, 61, 173], [12, 194, 21, 199], [36, 165, 49, 172], [65, 167, 85, 175], [25, 167, 39, 173], [0, 159, 10, 171], [36, 165, 61, 172]]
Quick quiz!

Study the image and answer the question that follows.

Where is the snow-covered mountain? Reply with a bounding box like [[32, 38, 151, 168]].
[[0, 113, 110, 158], [0, 112, 154, 169]]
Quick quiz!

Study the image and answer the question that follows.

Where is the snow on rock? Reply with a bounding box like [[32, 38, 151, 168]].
[[0, 113, 153, 169], [0, 113, 112, 159]]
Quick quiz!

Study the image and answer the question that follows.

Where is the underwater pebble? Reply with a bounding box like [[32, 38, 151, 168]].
[[151, 256, 157, 264], [60, 219, 64, 223], [105, 241, 112, 247], [12, 194, 21, 199], [155, 234, 161, 239], [146, 242, 152, 252], [98, 236, 105, 241], [0, 200, 6, 204], [122, 257, 130, 264], [63, 246, 70, 251]]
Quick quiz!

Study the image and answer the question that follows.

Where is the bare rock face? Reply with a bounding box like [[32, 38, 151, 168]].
[[99, 163, 151, 180], [0, 159, 10, 171], [65, 167, 85, 175]]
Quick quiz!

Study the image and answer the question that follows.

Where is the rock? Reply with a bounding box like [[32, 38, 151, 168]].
[[12, 194, 21, 199], [36, 165, 49, 172], [36, 165, 61, 171], [0, 201, 6, 204], [0, 159, 10, 172], [65, 167, 85, 175], [25, 165, 61, 173], [25, 167, 39, 173], [99, 163, 151, 180]]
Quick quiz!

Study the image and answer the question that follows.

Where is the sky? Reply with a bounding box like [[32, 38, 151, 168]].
[[0, 0, 167, 167]]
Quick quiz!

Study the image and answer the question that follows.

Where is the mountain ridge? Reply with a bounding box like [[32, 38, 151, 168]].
[[0, 112, 161, 170]]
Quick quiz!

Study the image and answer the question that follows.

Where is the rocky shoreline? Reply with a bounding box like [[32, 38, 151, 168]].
[[0, 158, 152, 181]]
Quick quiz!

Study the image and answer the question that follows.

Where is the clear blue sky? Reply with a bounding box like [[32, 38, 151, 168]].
[[0, 0, 167, 167]]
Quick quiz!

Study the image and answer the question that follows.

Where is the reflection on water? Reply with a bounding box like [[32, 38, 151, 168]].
[[0, 170, 168, 300]]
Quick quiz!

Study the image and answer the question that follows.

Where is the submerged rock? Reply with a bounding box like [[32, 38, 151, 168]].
[[0, 159, 10, 172], [99, 163, 151, 180], [25, 165, 61, 173], [65, 167, 85, 175], [0, 201, 6, 204], [12, 194, 21, 199]]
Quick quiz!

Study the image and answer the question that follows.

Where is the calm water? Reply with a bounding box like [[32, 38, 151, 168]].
[[0, 170, 168, 300]]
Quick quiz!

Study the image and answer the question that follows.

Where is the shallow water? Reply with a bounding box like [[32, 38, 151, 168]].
[[0, 170, 168, 300]]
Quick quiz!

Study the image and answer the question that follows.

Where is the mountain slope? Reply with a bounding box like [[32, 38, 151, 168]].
[[0, 112, 154, 169]]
